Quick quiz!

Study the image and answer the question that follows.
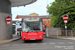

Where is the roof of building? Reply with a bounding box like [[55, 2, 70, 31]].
[[12, 19, 22, 23], [30, 13, 38, 14], [17, 15, 51, 18], [9, 0, 37, 7]]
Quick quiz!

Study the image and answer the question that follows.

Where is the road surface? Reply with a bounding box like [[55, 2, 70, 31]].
[[0, 37, 75, 50]]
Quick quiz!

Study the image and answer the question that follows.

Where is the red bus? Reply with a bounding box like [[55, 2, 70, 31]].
[[21, 17, 45, 41]]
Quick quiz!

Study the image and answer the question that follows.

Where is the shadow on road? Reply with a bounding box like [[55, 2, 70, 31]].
[[23, 40, 43, 43]]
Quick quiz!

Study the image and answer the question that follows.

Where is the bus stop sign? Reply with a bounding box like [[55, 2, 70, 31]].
[[63, 14, 69, 23], [6, 16, 11, 24]]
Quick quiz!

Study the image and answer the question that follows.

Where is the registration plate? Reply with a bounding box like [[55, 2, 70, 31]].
[[30, 39, 35, 40]]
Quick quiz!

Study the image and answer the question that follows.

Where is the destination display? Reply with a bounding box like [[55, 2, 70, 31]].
[[24, 18, 39, 21]]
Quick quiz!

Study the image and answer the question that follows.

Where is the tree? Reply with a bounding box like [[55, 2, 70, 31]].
[[47, 0, 75, 30]]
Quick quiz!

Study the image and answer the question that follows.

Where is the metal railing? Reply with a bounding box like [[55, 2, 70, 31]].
[[45, 28, 75, 38]]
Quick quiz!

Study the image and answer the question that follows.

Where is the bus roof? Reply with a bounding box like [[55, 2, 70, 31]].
[[22, 17, 42, 19]]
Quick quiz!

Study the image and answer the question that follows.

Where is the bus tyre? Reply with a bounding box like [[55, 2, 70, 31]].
[[24, 40, 28, 43], [39, 40, 42, 41], [23, 40, 25, 43]]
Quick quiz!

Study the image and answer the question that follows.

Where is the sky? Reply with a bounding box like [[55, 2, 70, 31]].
[[11, 0, 55, 19]]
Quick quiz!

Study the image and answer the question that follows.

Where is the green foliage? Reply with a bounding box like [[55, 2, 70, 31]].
[[47, 0, 75, 30]]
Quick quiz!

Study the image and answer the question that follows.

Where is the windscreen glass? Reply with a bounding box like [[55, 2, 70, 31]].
[[22, 18, 42, 32]]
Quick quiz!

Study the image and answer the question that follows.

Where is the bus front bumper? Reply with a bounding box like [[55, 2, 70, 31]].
[[22, 37, 43, 40]]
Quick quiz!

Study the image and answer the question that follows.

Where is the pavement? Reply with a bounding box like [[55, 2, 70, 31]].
[[0, 34, 20, 44], [47, 36, 75, 40], [59, 37, 75, 40]]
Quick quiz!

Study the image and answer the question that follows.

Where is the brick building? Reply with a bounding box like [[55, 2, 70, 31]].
[[15, 13, 53, 28], [29, 13, 39, 16]]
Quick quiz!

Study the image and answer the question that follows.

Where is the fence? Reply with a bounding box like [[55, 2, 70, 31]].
[[45, 28, 75, 38]]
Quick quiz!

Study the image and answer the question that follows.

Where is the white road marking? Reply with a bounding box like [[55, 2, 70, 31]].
[[22, 44, 29, 45], [58, 42, 65, 44], [67, 42, 74, 44], [43, 43, 47, 44], [2, 42, 74, 47], [40, 43, 47, 45], [22, 42, 56, 45], [49, 42, 56, 44], [12, 44, 20, 46], [2, 44, 10, 47], [30, 43, 37, 45]]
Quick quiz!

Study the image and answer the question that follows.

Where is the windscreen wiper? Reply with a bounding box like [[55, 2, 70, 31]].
[[27, 32, 29, 33], [35, 30, 38, 33], [27, 30, 29, 33], [32, 30, 38, 33]]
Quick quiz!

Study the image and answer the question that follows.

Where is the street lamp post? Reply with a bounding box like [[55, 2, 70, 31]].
[[46, 0, 49, 28], [46, 15, 48, 27]]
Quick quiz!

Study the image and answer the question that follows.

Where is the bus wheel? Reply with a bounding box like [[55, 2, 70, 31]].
[[39, 40, 43, 41], [23, 40, 28, 43], [23, 40, 25, 43]]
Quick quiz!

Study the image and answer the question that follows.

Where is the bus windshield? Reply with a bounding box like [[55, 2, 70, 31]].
[[22, 18, 43, 32]]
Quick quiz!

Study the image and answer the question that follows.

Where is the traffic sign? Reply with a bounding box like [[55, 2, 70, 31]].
[[63, 15, 69, 20], [6, 16, 11, 22], [6, 16, 11, 24], [64, 20, 67, 23], [62, 14, 68, 38], [7, 22, 10, 24]]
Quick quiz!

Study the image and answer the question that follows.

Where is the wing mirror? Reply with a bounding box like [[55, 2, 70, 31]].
[[20, 24, 22, 26]]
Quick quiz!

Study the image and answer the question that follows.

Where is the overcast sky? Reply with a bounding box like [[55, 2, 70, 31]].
[[11, 0, 55, 19]]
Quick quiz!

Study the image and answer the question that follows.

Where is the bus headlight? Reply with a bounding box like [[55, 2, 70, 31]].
[[39, 36, 42, 37], [23, 36, 25, 38]]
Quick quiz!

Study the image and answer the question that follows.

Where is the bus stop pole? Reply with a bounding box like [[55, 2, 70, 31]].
[[65, 23, 67, 38], [8, 25, 10, 39]]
